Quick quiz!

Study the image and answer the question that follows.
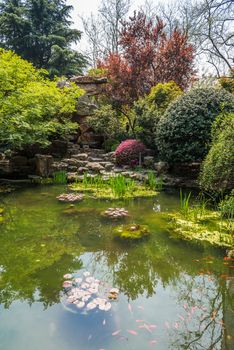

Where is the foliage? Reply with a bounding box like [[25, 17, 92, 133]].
[[87, 104, 125, 144], [115, 139, 146, 167], [70, 174, 157, 199], [87, 68, 108, 77], [0, 0, 86, 77], [146, 171, 164, 191], [53, 171, 67, 184], [114, 224, 150, 240], [148, 81, 183, 114], [156, 87, 234, 163], [219, 190, 234, 221], [199, 112, 234, 193], [99, 12, 195, 108], [180, 190, 191, 219], [133, 81, 182, 147], [0, 49, 84, 150], [218, 69, 234, 94]]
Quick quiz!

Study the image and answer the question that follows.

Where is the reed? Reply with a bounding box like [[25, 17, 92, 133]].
[[180, 190, 191, 218], [109, 175, 135, 198], [53, 171, 67, 184]]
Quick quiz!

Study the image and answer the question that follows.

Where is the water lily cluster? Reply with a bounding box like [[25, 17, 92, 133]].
[[57, 193, 84, 202], [62, 272, 119, 312], [102, 207, 129, 219]]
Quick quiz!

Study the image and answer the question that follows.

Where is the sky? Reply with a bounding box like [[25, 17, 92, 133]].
[[67, 0, 164, 52]]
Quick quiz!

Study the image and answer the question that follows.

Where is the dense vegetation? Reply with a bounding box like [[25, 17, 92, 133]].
[[0, 49, 83, 150], [0, 0, 86, 76]]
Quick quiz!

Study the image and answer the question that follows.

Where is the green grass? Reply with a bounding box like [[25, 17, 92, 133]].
[[180, 190, 191, 218], [70, 174, 157, 199], [53, 171, 67, 184]]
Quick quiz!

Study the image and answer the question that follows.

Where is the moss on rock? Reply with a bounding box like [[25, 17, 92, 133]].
[[114, 224, 150, 240]]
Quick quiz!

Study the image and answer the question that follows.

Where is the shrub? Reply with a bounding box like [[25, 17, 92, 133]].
[[115, 139, 146, 167], [156, 87, 234, 163], [219, 190, 234, 219], [148, 81, 182, 113], [133, 82, 182, 148], [0, 49, 84, 150], [218, 69, 234, 94], [199, 112, 234, 193]]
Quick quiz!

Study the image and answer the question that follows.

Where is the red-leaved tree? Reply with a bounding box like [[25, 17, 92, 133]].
[[99, 12, 195, 108]]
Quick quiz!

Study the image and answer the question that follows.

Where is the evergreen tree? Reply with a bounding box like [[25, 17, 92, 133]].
[[0, 0, 86, 76]]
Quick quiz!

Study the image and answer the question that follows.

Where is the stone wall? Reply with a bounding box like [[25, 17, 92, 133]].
[[70, 76, 108, 147]]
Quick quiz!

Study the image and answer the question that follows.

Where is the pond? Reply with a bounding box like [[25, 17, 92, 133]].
[[0, 185, 233, 350]]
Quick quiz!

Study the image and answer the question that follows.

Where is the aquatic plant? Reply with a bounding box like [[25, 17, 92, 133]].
[[114, 224, 150, 240], [53, 171, 67, 184], [57, 193, 83, 202], [180, 190, 191, 218], [102, 207, 129, 219], [109, 175, 135, 198]]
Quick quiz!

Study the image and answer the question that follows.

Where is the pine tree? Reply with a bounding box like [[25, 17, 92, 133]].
[[0, 0, 86, 76]]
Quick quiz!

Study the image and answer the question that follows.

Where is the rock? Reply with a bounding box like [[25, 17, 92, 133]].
[[154, 161, 169, 175], [227, 250, 234, 258], [78, 167, 88, 174], [143, 156, 154, 168], [35, 155, 53, 177], [104, 162, 114, 171], [67, 173, 78, 182], [75, 153, 88, 161], [0, 159, 12, 174], [68, 166, 77, 172], [52, 162, 68, 171], [11, 155, 28, 167], [87, 162, 104, 172]]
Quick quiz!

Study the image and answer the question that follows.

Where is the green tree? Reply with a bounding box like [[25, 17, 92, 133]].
[[199, 112, 234, 194], [0, 0, 86, 77], [0, 49, 84, 150]]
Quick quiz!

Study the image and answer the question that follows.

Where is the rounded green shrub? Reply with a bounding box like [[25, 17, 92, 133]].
[[148, 81, 182, 113], [199, 112, 234, 193], [156, 88, 234, 163]]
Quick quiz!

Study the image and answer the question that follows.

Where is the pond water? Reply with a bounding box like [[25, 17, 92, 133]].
[[0, 185, 233, 350]]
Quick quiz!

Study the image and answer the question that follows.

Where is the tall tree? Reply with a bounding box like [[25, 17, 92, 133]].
[[81, 0, 131, 66], [0, 0, 86, 76]]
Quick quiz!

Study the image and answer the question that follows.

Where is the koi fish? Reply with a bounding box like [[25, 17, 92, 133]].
[[127, 330, 138, 335], [112, 330, 121, 336]]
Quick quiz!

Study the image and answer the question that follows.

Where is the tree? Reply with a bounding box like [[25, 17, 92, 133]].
[[99, 12, 195, 110], [81, 0, 131, 66], [0, 0, 86, 76], [0, 49, 84, 150]]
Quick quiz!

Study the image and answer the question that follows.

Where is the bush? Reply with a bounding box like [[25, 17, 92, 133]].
[[0, 49, 84, 150], [115, 139, 146, 167], [133, 82, 182, 148], [87, 104, 126, 148], [156, 87, 234, 163], [218, 69, 234, 94], [219, 190, 234, 219], [199, 112, 234, 193], [148, 81, 182, 113]]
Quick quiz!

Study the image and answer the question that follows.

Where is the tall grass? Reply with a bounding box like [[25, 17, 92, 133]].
[[53, 171, 67, 184], [180, 190, 191, 218], [109, 175, 135, 198], [147, 171, 164, 191]]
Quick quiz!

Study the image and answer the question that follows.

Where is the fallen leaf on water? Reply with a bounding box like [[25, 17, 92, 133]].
[[192, 259, 199, 262], [211, 310, 218, 321], [112, 330, 121, 336], [127, 329, 138, 335]]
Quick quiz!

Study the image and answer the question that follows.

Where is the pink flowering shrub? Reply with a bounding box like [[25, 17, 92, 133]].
[[114, 139, 146, 167]]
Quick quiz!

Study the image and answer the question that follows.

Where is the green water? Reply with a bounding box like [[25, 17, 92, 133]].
[[0, 185, 233, 350]]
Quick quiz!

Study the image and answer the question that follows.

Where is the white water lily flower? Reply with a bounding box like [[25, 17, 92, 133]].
[[74, 278, 82, 284], [76, 301, 85, 308], [104, 302, 112, 311], [83, 271, 90, 277], [87, 302, 97, 310]]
